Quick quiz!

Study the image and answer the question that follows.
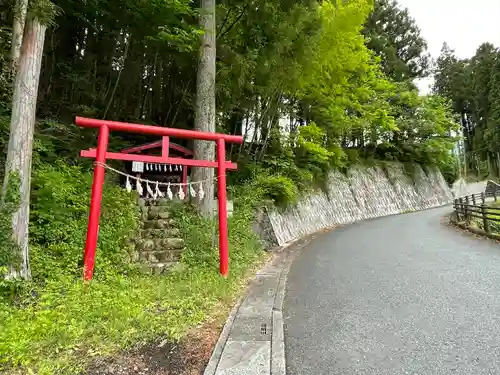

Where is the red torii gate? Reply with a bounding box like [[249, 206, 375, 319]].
[[76, 117, 243, 281]]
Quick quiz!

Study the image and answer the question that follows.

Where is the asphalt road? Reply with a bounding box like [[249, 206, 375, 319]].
[[284, 207, 500, 375]]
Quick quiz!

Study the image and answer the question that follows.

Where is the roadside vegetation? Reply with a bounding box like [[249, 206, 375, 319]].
[[0, 156, 267, 373]]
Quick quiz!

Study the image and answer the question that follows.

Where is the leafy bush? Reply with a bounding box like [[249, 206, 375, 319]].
[[229, 162, 302, 206], [29, 161, 140, 281], [296, 123, 332, 168], [172, 189, 263, 274], [345, 148, 361, 165], [438, 155, 459, 185], [255, 174, 299, 207], [0, 171, 21, 271]]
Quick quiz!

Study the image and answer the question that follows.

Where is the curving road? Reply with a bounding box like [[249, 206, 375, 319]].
[[284, 207, 500, 375]]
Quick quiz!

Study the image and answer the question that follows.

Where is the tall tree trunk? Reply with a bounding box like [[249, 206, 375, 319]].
[[11, 0, 29, 71], [3, 18, 47, 280], [103, 33, 131, 119], [192, 0, 216, 216], [496, 152, 500, 177], [463, 142, 467, 180], [153, 57, 164, 124]]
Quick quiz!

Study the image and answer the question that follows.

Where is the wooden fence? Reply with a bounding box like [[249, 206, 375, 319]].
[[453, 191, 500, 235]]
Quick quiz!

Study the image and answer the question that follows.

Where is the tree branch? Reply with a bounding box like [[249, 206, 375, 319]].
[[218, 6, 247, 40], [217, 7, 232, 36], [103, 32, 131, 119]]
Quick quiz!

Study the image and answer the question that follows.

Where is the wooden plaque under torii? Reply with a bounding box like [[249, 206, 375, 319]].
[[120, 141, 194, 196]]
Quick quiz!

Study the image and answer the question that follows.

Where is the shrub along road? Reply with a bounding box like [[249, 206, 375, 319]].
[[284, 206, 500, 374]]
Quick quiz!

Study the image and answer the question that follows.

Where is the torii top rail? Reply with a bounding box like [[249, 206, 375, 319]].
[[76, 117, 243, 281]]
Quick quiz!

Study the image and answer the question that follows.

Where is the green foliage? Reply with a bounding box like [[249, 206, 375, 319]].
[[0, 171, 21, 274], [29, 161, 140, 280], [363, 0, 430, 81], [294, 123, 340, 186], [388, 93, 459, 166], [29, 0, 61, 26], [220, 0, 459, 196], [1, 0, 461, 201], [296, 123, 333, 167], [0, 162, 265, 374], [0, 0, 467, 371], [0, 28, 12, 112], [434, 42, 500, 178], [345, 148, 361, 165], [172, 189, 263, 272], [0, 161, 139, 372], [439, 155, 459, 185], [255, 174, 299, 207]]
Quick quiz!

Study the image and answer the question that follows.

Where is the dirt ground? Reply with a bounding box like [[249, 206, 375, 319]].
[[84, 320, 222, 375]]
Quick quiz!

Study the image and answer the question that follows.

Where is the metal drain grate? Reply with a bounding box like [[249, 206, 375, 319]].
[[260, 323, 267, 335]]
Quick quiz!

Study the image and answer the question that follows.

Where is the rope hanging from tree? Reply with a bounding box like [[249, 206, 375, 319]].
[[94, 162, 218, 201]]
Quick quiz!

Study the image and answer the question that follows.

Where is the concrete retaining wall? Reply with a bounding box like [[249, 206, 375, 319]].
[[259, 164, 453, 246], [451, 179, 487, 198]]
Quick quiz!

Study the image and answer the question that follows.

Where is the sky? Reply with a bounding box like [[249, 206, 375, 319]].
[[396, 0, 500, 94]]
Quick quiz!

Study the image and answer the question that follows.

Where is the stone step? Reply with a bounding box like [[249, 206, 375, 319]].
[[139, 250, 183, 263], [139, 198, 184, 207], [147, 211, 171, 220], [146, 262, 178, 275], [154, 199, 172, 207], [136, 238, 184, 251], [150, 198, 184, 207], [143, 219, 176, 229], [148, 205, 170, 216], [141, 228, 181, 239]]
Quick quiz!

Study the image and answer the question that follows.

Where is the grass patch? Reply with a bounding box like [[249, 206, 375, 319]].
[[464, 202, 500, 234], [0, 259, 265, 374], [0, 163, 266, 374], [483, 202, 500, 233]]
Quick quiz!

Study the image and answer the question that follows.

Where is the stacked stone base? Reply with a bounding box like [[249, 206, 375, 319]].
[[133, 199, 185, 274]]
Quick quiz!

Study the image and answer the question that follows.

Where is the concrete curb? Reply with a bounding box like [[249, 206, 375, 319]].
[[203, 238, 304, 375], [203, 295, 245, 375], [270, 250, 298, 375], [271, 310, 286, 375]]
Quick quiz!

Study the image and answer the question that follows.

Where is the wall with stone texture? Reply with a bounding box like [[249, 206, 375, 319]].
[[133, 199, 185, 274], [451, 179, 487, 198], [259, 163, 453, 246]]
